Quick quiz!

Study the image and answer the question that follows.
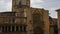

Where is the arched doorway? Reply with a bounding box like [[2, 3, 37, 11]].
[[34, 27, 44, 34]]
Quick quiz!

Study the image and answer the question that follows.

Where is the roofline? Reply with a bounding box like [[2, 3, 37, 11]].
[[55, 9, 60, 11]]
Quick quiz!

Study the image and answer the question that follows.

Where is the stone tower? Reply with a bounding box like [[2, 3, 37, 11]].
[[12, 0, 30, 24], [12, 0, 33, 34], [12, 0, 30, 12]]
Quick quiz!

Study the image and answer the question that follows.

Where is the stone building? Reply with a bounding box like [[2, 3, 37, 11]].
[[0, 0, 50, 34], [56, 9, 60, 34], [49, 16, 58, 34]]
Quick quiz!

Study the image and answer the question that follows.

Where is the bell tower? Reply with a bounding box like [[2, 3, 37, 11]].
[[12, 0, 30, 12], [12, 0, 33, 34], [12, 0, 30, 6]]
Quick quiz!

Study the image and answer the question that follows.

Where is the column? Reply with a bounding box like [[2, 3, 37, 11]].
[[15, 26, 16, 31], [19, 26, 20, 31], [22, 26, 24, 32], [0, 26, 2, 32], [43, 10, 49, 34], [10, 26, 12, 32]]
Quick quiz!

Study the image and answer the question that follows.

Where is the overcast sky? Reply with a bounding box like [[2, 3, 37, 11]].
[[0, 0, 60, 18]]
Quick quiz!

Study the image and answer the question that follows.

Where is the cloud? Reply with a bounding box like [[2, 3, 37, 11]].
[[30, 0, 58, 18], [0, 0, 12, 12], [49, 11, 57, 18], [31, 0, 44, 3], [0, 0, 60, 18], [45, 8, 57, 18], [30, 0, 44, 8]]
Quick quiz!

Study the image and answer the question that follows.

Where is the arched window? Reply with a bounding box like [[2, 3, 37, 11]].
[[32, 11, 40, 24]]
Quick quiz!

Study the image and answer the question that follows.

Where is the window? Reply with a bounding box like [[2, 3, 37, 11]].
[[33, 14, 40, 24], [21, 0, 26, 5], [15, 12, 24, 17], [3, 18, 9, 23], [2, 17, 14, 24], [16, 0, 21, 5]]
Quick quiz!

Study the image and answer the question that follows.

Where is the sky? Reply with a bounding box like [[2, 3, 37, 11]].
[[0, 0, 60, 18]]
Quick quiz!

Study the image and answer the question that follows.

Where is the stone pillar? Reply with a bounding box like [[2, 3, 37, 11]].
[[15, 26, 16, 31], [10, 26, 12, 32], [26, 8, 33, 34], [0, 26, 2, 33], [22, 26, 24, 31], [56, 9, 60, 34], [43, 10, 49, 34], [18, 26, 20, 31], [0, 26, 2, 32]]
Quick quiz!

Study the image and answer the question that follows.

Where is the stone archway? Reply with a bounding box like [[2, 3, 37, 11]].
[[34, 27, 44, 34]]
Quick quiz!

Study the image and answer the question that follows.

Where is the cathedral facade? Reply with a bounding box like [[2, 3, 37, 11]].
[[0, 0, 50, 34]]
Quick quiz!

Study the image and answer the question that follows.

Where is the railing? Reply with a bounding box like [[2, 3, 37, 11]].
[[0, 24, 27, 33]]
